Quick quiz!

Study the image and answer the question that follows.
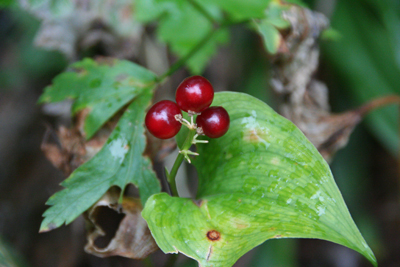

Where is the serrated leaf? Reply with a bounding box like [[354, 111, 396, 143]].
[[39, 58, 157, 139], [40, 91, 161, 232], [135, 0, 228, 74], [143, 92, 376, 267]]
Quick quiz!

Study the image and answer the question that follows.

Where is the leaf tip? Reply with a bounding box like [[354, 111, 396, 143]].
[[39, 221, 58, 233], [37, 93, 51, 104]]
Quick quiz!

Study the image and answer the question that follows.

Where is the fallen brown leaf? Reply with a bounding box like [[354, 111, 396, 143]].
[[84, 188, 158, 259]]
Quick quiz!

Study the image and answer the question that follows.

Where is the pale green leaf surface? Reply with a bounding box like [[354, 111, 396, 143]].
[[40, 91, 161, 232], [39, 58, 157, 139], [143, 92, 376, 267]]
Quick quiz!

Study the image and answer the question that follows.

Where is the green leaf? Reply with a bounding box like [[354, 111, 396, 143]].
[[0, 0, 14, 8], [0, 236, 29, 267], [254, 2, 290, 55], [264, 2, 290, 29], [202, 0, 270, 21], [143, 92, 376, 267], [255, 20, 281, 54], [321, 27, 342, 41], [284, 0, 308, 8], [135, 0, 164, 22], [135, 0, 228, 74], [40, 90, 161, 232], [39, 58, 157, 139]]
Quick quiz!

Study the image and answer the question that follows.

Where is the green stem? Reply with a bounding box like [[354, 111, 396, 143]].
[[155, 9, 251, 199], [157, 28, 218, 83], [167, 129, 197, 197], [187, 0, 219, 26]]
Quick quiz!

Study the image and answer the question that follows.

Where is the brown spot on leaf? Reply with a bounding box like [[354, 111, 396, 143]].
[[236, 224, 248, 229], [192, 199, 203, 207], [233, 218, 249, 229], [245, 129, 260, 143], [73, 67, 87, 76], [274, 234, 282, 238], [206, 230, 221, 241], [270, 227, 276, 231], [243, 129, 268, 144]]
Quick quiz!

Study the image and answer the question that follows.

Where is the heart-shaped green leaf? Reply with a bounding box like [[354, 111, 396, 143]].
[[143, 92, 376, 267]]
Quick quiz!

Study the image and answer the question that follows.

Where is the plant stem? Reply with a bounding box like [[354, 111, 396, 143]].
[[157, 28, 218, 83], [154, 8, 251, 198], [187, 0, 219, 26], [167, 129, 197, 197]]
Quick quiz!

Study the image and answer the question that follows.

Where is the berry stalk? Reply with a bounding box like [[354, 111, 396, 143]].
[[166, 128, 197, 197]]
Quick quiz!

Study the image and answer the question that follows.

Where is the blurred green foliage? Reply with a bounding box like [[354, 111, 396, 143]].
[[323, 0, 400, 156], [0, 236, 29, 267], [1, 0, 398, 266], [0, 7, 66, 92]]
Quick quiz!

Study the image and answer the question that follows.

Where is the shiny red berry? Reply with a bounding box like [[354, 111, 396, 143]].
[[196, 106, 230, 138], [175, 76, 214, 113], [145, 100, 182, 139]]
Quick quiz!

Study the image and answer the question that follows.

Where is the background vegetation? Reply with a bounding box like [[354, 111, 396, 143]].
[[0, 0, 399, 266]]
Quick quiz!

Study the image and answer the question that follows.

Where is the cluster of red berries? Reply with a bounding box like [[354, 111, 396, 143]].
[[145, 76, 230, 139]]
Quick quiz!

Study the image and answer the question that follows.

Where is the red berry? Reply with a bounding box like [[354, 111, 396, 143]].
[[176, 76, 214, 113], [145, 100, 182, 139], [196, 106, 230, 138]]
